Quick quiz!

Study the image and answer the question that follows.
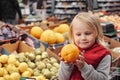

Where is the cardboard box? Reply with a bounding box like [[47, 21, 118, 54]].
[[104, 36, 120, 67], [20, 33, 40, 49], [1, 41, 34, 54], [104, 36, 120, 58], [46, 46, 62, 62], [104, 36, 120, 48]]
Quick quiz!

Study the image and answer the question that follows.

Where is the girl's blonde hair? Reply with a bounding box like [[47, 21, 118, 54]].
[[69, 12, 106, 47]]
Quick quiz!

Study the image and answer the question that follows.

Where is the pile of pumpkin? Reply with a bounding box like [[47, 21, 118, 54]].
[[30, 23, 70, 44]]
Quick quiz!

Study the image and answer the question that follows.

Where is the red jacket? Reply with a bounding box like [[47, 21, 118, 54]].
[[70, 43, 110, 80]]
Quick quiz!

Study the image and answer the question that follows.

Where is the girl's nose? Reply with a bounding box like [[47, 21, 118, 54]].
[[80, 35, 86, 40]]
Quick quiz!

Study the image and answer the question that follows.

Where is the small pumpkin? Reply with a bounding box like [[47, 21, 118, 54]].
[[60, 44, 80, 63], [40, 30, 56, 44], [55, 32, 65, 43], [30, 26, 43, 39], [53, 23, 70, 33]]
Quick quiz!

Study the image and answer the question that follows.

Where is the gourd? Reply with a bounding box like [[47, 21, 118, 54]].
[[53, 23, 70, 33], [60, 44, 80, 63], [40, 30, 56, 44], [55, 32, 65, 43], [30, 26, 43, 39]]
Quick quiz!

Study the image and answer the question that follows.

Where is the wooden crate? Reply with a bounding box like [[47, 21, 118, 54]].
[[46, 46, 63, 62]]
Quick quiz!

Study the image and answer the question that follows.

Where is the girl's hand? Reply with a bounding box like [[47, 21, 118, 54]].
[[75, 55, 85, 69]]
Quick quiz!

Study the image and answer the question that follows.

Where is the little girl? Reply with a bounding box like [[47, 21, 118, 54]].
[[58, 12, 111, 80]]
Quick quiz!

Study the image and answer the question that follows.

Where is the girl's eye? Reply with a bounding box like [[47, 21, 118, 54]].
[[76, 33, 81, 36], [85, 32, 92, 35], [75, 32, 92, 36]]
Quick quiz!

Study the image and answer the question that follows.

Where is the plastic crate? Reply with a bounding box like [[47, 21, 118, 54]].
[[20, 33, 40, 49], [0, 24, 20, 41]]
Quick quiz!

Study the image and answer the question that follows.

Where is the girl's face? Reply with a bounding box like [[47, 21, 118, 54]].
[[73, 20, 97, 49]]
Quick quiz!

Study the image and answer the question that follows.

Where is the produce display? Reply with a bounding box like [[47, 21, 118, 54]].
[[40, 29, 65, 44], [0, 48, 59, 80], [18, 20, 70, 51], [100, 15, 120, 30], [0, 11, 119, 80], [0, 20, 70, 79], [17, 19, 69, 46]]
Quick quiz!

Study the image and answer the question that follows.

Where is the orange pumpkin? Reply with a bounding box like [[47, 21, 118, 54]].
[[55, 32, 65, 43], [60, 44, 80, 63], [30, 26, 43, 39], [40, 30, 56, 44], [53, 23, 70, 33]]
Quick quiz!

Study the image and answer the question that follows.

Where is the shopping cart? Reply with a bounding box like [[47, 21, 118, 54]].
[[109, 53, 120, 80], [109, 67, 120, 80]]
